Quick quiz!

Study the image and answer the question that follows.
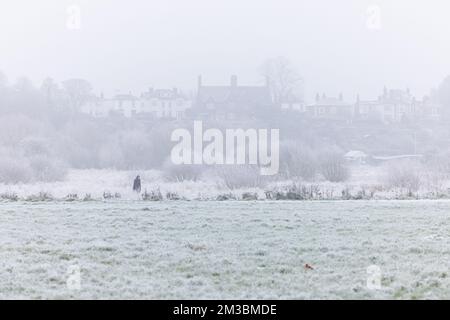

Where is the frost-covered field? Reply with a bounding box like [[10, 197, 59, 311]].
[[0, 200, 449, 299]]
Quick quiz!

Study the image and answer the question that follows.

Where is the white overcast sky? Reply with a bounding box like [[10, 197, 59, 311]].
[[1, 0, 450, 102]]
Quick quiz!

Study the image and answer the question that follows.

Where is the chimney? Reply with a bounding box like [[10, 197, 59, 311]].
[[231, 75, 237, 87], [339, 92, 343, 101], [315, 93, 320, 102], [197, 75, 202, 89]]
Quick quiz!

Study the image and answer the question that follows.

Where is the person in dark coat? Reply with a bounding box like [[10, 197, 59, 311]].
[[133, 175, 141, 193]]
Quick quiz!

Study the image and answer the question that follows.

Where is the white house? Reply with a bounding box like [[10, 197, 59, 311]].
[[82, 88, 192, 119], [140, 88, 192, 119], [355, 88, 421, 123]]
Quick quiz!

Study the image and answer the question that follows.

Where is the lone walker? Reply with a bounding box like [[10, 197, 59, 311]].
[[133, 175, 141, 193]]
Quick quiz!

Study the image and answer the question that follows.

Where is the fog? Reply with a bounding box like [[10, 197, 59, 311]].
[[2, 1, 450, 200], [2, 0, 450, 100], [4, 1, 450, 302]]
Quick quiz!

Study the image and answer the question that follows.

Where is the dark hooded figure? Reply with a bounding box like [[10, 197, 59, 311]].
[[133, 175, 141, 193]]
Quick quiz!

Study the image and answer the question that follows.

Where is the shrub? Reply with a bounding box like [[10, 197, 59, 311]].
[[242, 192, 258, 200], [385, 160, 422, 192], [25, 192, 54, 202], [166, 192, 182, 200], [0, 192, 19, 201], [280, 142, 317, 180], [216, 193, 237, 201], [318, 147, 350, 182], [142, 188, 163, 201]]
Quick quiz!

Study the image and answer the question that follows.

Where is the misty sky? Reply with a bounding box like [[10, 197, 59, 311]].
[[2, 0, 450, 102]]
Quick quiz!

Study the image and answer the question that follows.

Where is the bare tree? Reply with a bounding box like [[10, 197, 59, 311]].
[[261, 56, 302, 105]]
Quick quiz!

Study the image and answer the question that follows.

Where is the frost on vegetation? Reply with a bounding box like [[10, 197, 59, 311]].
[[25, 192, 54, 202], [142, 188, 163, 201]]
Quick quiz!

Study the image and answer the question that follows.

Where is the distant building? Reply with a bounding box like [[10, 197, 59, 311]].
[[140, 88, 192, 119], [377, 87, 417, 122], [81, 93, 138, 118], [280, 92, 305, 113], [355, 87, 423, 123], [81, 88, 191, 119], [191, 75, 273, 119], [306, 93, 354, 121]]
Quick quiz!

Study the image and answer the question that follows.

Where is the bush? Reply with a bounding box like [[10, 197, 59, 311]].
[[385, 160, 422, 192], [242, 192, 258, 200], [25, 192, 54, 202], [0, 192, 18, 201], [142, 188, 163, 201], [318, 147, 350, 182], [216, 193, 237, 201], [280, 142, 317, 180]]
